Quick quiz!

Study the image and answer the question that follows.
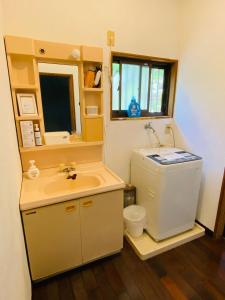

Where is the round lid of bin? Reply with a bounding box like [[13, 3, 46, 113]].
[[123, 205, 146, 222]]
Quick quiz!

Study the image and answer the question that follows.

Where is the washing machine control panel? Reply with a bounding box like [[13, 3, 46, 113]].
[[147, 151, 202, 165]]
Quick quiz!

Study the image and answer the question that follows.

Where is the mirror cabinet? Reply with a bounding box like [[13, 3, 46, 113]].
[[5, 36, 104, 170]]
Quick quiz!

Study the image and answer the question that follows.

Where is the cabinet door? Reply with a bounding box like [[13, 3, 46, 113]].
[[83, 117, 103, 141], [22, 200, 82, 280], [80, 190, 123, 263]]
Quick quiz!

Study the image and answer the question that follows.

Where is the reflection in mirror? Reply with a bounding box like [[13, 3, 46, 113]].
[[38, 63, 81, 136]]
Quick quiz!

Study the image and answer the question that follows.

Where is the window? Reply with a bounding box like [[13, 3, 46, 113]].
[[111, 54, 177, 119]]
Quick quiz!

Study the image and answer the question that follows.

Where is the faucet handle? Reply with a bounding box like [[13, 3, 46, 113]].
[[144, 122, 152, 130]]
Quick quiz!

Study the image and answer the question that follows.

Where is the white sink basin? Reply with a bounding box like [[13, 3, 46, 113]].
[[20, 162, 125, 210], [44, 174, 101, 195]]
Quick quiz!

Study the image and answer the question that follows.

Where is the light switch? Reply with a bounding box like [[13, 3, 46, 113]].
[[107, 31, 115, 47]]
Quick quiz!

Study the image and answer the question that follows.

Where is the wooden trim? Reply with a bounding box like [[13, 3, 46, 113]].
[[111, 116, 172, 121], [20, 140, 103, 153], [69, 74, 76, 132], [82, 88, 103, 92], [34, 40, 81, 61], [214, 168, 225, 239], [33, 58, 45, 135], [111, 51, 178, 64], [81, 46, 103, 62], [168, 62, 178, 117], [5, 35, 35, 55], [110, 51, 113, 120]]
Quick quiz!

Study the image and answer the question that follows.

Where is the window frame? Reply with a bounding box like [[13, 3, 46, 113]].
[[111, 52, 178, 120]]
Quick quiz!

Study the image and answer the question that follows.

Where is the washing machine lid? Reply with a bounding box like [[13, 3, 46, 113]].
[[146, 150, 202, 165]]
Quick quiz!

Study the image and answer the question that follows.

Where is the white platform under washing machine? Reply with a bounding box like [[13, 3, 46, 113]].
[[131, 147, 202, 241]]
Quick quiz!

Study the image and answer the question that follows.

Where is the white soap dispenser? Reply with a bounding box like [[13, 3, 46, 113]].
[[27, 160, 40, 179]]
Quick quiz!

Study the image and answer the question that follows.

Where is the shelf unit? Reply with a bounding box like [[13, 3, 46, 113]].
[[7, 53, 44, 148], [5, 36, 104, 170], [11, 84, 38, 90], [82, 88, 103, 92], [81, 46, 104, 142], [20, 141, 104, 153], [16, 116, 41, 121]]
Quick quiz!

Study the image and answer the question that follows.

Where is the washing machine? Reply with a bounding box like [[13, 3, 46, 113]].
[[131, 147, 202, 241]]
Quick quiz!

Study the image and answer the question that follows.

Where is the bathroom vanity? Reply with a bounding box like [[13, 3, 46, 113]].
[[5, 35, 125, 281], [21, 163, 125, 281]]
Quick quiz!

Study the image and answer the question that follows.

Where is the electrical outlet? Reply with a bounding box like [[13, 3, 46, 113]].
[[107, 30, 115, 47]]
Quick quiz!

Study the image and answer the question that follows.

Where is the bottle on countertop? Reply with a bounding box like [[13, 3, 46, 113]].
[[34, 124, 42, 146], [27, 160, 40, 179]]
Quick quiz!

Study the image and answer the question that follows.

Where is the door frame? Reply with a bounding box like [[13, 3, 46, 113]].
[[214, 168, 225, 239]]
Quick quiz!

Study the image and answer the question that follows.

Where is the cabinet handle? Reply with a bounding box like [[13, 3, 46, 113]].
[[25, 211, 37, 215], [81, 200, 93, 207], [65, 205, 76, 212]]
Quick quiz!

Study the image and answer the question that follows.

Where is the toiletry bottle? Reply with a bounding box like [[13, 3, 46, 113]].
[[27, 160, 40, 179], [128, 97, 141, 118], [94, 65, 102, 87], [34, 124, 42, 146], [84, 67, 96, 88]]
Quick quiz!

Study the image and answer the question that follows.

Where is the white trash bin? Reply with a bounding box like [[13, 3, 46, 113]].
[[123, 205, 146, 238]]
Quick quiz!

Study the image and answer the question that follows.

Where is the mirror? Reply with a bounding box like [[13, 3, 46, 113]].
[[38, 63, 81, 136]]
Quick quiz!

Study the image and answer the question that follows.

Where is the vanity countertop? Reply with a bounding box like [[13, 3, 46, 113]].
[[20, 162, 125, 211]]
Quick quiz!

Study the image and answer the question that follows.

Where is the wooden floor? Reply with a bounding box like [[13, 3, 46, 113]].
[[32, 235, 225, 300]]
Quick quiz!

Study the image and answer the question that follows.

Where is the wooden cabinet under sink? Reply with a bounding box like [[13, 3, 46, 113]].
[[80, 191, 123, 263], [22, 190, 123, 281]]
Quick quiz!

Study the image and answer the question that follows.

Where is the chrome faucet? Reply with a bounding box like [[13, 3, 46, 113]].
[[144, 122, 155, 132], [144, 122, 161, 147], [59, 163, 77, 180], [59, 162, 76, 174], [61, 166, 76, 173]]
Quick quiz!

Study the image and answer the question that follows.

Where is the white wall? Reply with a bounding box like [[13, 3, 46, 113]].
[[0, 3, 31, 300], [1, 0, 180, 182], [2, 0, 223, 231], [174, 0, 225, 230], [1, 0, 179, 58]]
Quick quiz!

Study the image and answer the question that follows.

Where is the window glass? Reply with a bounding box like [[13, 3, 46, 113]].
[[121, 64, 140, 110], [140, 65, 149, 110], [112, 63, 120, 110], [149, 68, 165, 113]]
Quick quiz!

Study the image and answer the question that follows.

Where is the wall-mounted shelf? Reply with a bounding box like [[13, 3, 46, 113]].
[[82, 88, 103, 92], [12, 84, 38, 90], [20, 141, 104, 153], [84, 114, 103, 119], [16, 116, 41, 121]]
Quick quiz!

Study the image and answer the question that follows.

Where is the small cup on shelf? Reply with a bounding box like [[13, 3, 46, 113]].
[[86, 106, 98, 116]]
